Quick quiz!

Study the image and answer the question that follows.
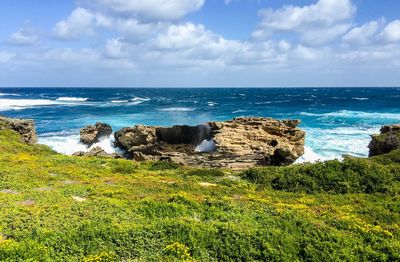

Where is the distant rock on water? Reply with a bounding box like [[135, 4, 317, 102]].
[[80, 122, 112, 147], [0, 116, 37, 144], [114, 117, 306, 169], [369, 124, 400, 157]]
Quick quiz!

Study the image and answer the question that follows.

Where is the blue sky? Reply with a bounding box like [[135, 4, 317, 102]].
[[0, 0, 400, 87]]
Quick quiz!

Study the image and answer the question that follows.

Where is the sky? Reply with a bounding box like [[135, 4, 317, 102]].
[[0, 0, 400, 87]]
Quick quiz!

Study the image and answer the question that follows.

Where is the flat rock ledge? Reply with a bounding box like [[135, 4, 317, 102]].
[[73, 146, 122, 159], [0, 116, 37, 143], [113, 117, 305, 170], [369, 124, 400, 157]]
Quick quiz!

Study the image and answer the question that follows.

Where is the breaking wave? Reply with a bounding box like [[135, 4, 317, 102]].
[[56, 97, 89, 102], [131, 97, 150, 102], [0, 99, 61, 111], [158, 107, 195, 112], [297, 126, 379, 163], [300, 110, 400, 120], [39, 133, 123, 156]]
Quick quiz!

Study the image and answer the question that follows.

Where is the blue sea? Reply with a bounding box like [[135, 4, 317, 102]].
[[1, 88, 399, 162]]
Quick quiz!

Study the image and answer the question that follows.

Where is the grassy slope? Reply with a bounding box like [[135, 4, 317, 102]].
[[0, 130, 399, 261]]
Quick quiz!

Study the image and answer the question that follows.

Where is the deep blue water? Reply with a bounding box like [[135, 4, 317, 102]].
[[1, 88, 399, 161]]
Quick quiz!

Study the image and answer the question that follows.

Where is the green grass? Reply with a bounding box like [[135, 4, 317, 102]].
[[0, 130, 399, 261]]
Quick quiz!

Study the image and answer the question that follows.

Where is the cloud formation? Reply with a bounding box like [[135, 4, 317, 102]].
[[82, 0, 205, 21], [8, 25, 39, 45], [1, 0, 400, 87]]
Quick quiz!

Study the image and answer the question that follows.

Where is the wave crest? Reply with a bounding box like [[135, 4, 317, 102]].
[[158, 107, 195, 112], [300, 110, 400, 120], [56, 97, 89, 102]]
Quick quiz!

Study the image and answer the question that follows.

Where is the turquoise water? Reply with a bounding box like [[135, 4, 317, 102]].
[[1, 88, 399, 161]]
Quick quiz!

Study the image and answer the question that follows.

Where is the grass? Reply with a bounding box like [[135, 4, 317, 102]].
[[0, 129, 399, 261]]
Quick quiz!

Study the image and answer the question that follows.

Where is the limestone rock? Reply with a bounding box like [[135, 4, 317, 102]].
[[114, 117, 305, 169], [73, 146, 122, 159], [369, 124, 400, 157], [80, 122, 112, 146], [0, 116, 37, 143]]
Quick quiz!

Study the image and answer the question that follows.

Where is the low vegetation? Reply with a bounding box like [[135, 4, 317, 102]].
[[0, 129, 399, 261]]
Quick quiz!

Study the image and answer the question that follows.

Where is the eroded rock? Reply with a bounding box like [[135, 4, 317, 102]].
[[80, 122, 112, 146], [114, 117, 305, 169], [368, 124, 400, 157], [0, 116, 37, 143], [73, 146, 122, 159]]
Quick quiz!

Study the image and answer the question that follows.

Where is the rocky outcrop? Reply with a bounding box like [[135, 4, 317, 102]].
[[80, 122, 112, 147], [114, 117, 305, 169], [73, 147, 122, 159], [0, 116, 37, 143], [369, 124, 400, 157]]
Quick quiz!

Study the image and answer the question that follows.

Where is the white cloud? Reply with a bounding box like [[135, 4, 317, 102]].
[[380, 20, 400, 43], [83, 0, 205, 21], [155, 23, 215, 50], [255, 0, 355, 45], [302, 23, 351, 45], [104, 37, 125, 58], [342, 20, 380, 45], [8, 26, 39, 45], [53, 8, 112, 40], [115, 19, 166, 42], [258, 0, 355, 30], [4, 0, 400, 87]]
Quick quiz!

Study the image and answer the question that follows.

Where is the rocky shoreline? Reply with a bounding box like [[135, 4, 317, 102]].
[[75, 117, 306, 169], [2, 115, 399, 170]]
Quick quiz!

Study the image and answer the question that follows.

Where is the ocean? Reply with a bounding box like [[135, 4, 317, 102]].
[[0, 87, 399, 162]]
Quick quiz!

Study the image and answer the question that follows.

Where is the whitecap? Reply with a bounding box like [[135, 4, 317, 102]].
[[111, 100, 129, 103], [208, 102, 217, 107], [300, 110, 400, 120], [0, 93, 20, 96], [233, 110, 247, 113], [158, 107, 195, 112], [0, 99, 61, 111], [352, 97, 369, 101], [131, 97, 150, 102], [56, 97, 89, 102]]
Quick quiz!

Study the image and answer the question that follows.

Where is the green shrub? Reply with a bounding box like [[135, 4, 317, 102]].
[[186, 168, 225, 177], [242, 158, 400, 194], [149, 161, 181, 171], [110, 160, 138, 174]]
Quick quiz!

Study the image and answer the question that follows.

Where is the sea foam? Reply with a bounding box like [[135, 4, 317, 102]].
[[300, 110, 400, 120], [0, 99, 60, 111], [39, 134, 123, 156], [56, 97, 89, 102], [158, 107, 195, 112]]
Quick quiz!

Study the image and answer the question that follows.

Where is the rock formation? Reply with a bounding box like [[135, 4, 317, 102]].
[[73, 147, 122, 159], [80, 122, 112, 147], [369, 124, 400, 157], [114, 117, 305, 169], [0, 116, 37, 143]]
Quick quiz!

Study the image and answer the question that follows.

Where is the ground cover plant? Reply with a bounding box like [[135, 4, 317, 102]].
[[0, 129, 399, 261]]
